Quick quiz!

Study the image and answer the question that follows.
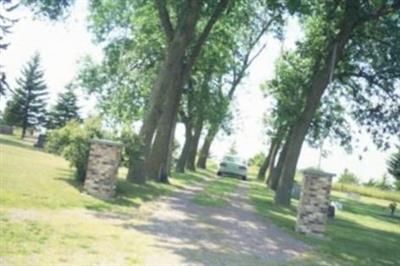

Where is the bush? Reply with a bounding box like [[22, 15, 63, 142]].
[[46, 118, 103, 182], [249, 152, 266, 167], [119, 130, 140, 168], [338, 168, 359, 184]]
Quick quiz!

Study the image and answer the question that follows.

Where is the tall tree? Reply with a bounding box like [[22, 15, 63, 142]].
[[1, 0, 73, 95], [388, 145, 400, 184], [47, 84, 80, 129], [196, 3, 285, 169], [140, 0, 231, 183], [3, 53, 48, 138], [274, 0, 400, 206]]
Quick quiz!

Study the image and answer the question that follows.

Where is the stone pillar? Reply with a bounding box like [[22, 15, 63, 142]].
[[84, 139, 123, 199], [295, 169, 335, 237]]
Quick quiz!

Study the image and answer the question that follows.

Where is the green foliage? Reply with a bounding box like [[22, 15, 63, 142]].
[[388, 146, 400, 181], [249, 152, 265, 167], [80, 1, 164, 124], [395, 180, 400, 191], [364, 175, 393, 191], [377, 174, 392, 191], [46, 84, 80, 129], [3, 53, 48, 135], [119, 129, 141, 168], [263, 50, 351, 150], [364, 178, 378, 187], [22, 0, 74, 20], [338, 168, 359, 184], [46, 118, 103, 182]]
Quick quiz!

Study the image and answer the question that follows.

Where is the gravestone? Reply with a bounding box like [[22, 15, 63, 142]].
[[34, 134, 47, 148], [0, 126, 13, 135], [83, 139, 123, 199], [295, 169, 335, 237]]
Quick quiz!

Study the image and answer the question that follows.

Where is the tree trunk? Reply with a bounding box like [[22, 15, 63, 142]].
[[146, 68, 184, 182], [176, 121, 193, 173], [166, 117, 177, 176], [274, 22, 355, 205], [268, 139, 289, 190], [186, 118, 203, 171], [127, 3, 201, 183], [21, 125, 27, 139], [197, 123, 218, 169], [257, 139, 280, 180]]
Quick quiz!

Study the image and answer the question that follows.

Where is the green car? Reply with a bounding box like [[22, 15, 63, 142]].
[[217, 155, 248, 180]]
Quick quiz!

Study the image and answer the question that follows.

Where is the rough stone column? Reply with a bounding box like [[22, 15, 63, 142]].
[[84, 139, 123, 199], [295, 169, 335, 237]]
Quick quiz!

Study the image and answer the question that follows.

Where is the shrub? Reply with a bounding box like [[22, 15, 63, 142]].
[[338, 168, 359, 184], [388, 146, 400, 182], [119, 130, 140, 168], [249, 152, 266, 167], [46, 118, 103, 182]]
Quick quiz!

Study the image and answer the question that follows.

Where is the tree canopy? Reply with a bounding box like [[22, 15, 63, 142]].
[[3, 53, 48, 138]]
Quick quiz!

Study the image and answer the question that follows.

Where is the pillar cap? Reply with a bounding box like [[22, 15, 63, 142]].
[[302, 168, 335, 178], [90, 139, 124, 147]]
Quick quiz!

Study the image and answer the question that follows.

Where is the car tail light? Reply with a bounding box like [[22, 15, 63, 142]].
[[239, 166, 247, 170], [220, 163, 227, 167]]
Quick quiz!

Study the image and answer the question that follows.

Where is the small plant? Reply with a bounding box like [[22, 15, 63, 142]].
[[389, 202, 397, 216], [338, 168, 359, 185], [46, 117, 103, 182]]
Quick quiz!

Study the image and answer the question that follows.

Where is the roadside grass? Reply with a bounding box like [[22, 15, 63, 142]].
[[0, 208, 153, 265], [332, 182, 400, 202], [193, 176, 240, 207], [249, 180, 400, 266], [0, 133, 216, 265], [0, 134, 210, 212]]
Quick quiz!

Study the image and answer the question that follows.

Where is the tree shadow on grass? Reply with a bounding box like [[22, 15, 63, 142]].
[[331, 195, 400, 225], [54, 167, 176, 212], [122, 183, 310, 266], [323, 216, 400, 265], [0, 135, 40, 151], [250, 182, 400, 265]]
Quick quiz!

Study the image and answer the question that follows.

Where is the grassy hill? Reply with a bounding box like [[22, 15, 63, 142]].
[[0, 134, 208, 265], [250, 180, 400, 265], [1, 133, 399, 265]]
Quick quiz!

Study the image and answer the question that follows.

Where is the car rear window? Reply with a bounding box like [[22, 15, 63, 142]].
[[224, 156, 244, 164]]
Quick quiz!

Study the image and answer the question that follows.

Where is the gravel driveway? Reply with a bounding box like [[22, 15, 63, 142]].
[[126, 179, 311, 266]]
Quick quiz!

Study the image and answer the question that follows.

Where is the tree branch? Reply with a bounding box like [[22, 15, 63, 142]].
[[227, 19, 276, 98], [184, 0, 230, 74], [155, 0, 174, 43]]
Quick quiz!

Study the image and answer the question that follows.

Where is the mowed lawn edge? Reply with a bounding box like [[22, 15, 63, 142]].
[[248, 180, 400, 266], [0, 134, 213, 212]]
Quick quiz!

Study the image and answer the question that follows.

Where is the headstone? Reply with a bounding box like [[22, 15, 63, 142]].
[[84, 139, 122, 199], [291, 183, 302, 199], [295, 169, 335, 237], [0, 126, 13, 135], [34, 134, 47, 148]]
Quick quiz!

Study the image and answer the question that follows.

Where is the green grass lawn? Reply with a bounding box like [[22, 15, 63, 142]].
[[332, 182, 400, 202], [0, 134, 211, 265], [2, 133, 399, 265], [249, 180, 400, 266], [0, 134, 210, 212]]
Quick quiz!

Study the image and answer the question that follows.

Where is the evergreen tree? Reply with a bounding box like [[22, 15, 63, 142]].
[[47, 84, 80, 129], [3, 53, 48, 138], [388, 146, 400, 185]]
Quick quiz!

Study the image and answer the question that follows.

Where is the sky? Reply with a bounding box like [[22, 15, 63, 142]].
[[1, 0, 397, 183]]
